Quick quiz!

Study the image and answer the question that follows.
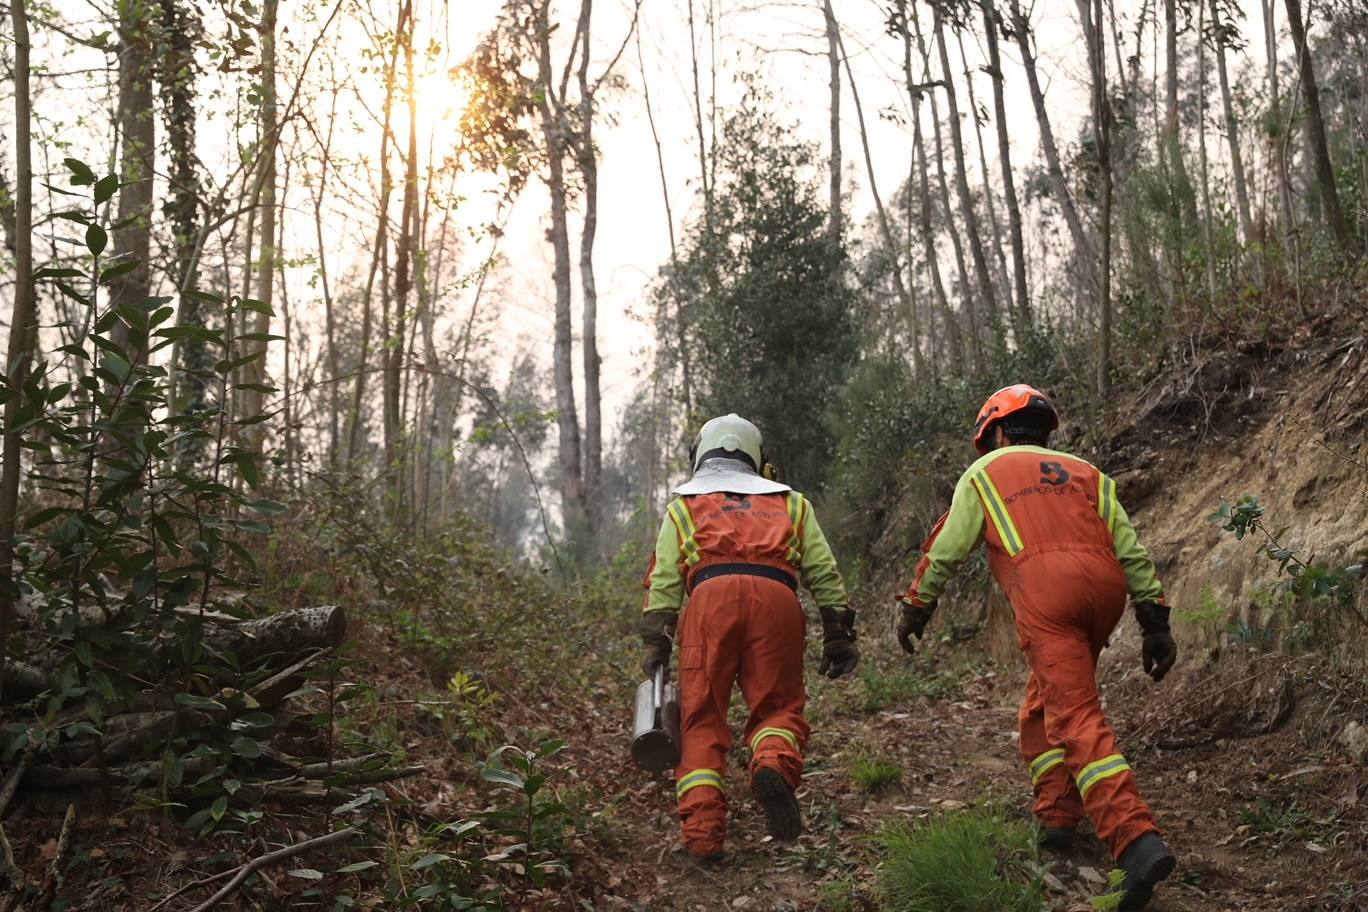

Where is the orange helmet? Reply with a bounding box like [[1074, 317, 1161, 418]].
[[972, 384, 1058, 454]]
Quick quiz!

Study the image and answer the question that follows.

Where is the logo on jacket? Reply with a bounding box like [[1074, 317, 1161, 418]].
[[721, 494, 752, 511]]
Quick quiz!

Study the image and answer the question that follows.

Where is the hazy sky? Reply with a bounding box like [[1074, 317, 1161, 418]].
[[4, 0, 1277, 445], [448, 0, 1275, 435]]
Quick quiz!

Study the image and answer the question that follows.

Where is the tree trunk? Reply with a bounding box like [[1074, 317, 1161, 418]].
[[955, 26, 1011, 316], [1089, 0, 1114, 402], [107, 0, 157, 359], [1007, 0, 1096, 289], [899, 6, 963, 377], [389, 0, 420, 520], [241, 0, 277, 438], [835, 9, 924, 377], [823, 0, 842, 257], [1283, 0, 1357, 254], [313, 85, 341, 470], [533, 0, 585, 528], [636, 27, 692, 419], [159, 0, 207, 418], [346, 14, 403, 472], [1162, 0, 1197, 307], [576, 0, 603, 534], [933, 9, 999, 329], [1210, 0, 1254, 250], [1262, 0, 1295, 241], [981, 0, 1030, 328], [910, 4, 979, 372], [0, 0, 34, 702], [1196, 1, 1219, 299]]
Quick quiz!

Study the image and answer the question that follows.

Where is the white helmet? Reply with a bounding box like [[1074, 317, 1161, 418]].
[[689, 413, 765, 473]]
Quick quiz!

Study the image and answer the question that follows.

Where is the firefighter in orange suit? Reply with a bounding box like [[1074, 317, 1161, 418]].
[[638, 414, 858, 861], [897, 385, 1178, 911]]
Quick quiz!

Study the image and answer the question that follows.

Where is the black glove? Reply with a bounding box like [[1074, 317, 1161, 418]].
[[818, 606, 859, 679], [1135, 602, 1177, 682], [638, 610, 677, 677], [897, 598, 935, 656]]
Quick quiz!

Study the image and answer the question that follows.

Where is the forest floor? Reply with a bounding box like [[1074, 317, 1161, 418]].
[[5, 323, 1367, 911], [550, 616, 1368, 912]]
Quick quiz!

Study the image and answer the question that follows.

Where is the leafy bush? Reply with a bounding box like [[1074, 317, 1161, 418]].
[[1209, 495, 1365, 652], [874, 805, 1046, 912]]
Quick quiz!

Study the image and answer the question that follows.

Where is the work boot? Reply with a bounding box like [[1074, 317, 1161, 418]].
[[1039, 825, 1076, 851], [1114, 832, 1176, 911], [751, 767, 801, 841]]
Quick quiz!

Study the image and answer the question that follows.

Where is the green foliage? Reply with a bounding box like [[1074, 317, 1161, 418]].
[[378, 739, 574, 910], [1238, 797, 1311, 837], [874, 805, 1047, 912], [1209, 495, 1366, 649], [654, 83, 856, 492], [859, 665, 960, 714], [849, 750, 902, 796], [816, 877, 859, 912], [0, 157, 297, 829]]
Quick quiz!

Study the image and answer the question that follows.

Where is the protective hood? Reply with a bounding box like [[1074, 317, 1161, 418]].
[[673, 458, 791, 497]]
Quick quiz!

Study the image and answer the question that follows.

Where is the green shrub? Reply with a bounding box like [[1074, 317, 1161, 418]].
[[874, 806, 1046, 912], [850, 751, 902, 796]]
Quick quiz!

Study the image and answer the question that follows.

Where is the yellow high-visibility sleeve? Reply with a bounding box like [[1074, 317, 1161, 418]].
[[1108, 494, 1167, 605], [646, 511, 686, 614], [794, 499, 849, 611], [905, 469, 986, 608]]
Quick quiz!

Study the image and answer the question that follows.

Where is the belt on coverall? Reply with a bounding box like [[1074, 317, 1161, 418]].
[[687, 563, 798, 593]]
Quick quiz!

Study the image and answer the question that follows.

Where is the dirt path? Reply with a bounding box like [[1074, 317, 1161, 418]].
[[589, 621, 1368, 912]]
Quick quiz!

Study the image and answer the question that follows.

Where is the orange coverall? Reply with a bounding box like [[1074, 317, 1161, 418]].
[[904, 445, 1166, 859], [644, 490, 848, 857]]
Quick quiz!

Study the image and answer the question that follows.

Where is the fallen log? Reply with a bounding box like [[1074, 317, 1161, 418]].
[[24, 756, 422, 791], [51, 710, 211, 767], [1, 660, 54, 701], [201, 606, 347, 667], [248, 649, 326, 709]]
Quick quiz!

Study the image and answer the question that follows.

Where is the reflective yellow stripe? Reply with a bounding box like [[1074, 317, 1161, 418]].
[[785, 493, 806, 564], [1098, 474, 1117, 532], [668, 499, 702, 566], [1076, 753, 1131, 796], [970, 471, 1023, 556], [749, 726, 800, 754], [1028, 748, 1066, 784], [676, 768, 723, 798]]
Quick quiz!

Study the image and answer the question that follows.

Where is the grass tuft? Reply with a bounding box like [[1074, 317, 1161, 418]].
[[859, 665, 960, 713], [874, 805, 1046, 912], [850, 750, 903, 796]]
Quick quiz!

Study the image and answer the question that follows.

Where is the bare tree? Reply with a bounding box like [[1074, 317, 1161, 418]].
[[933, 6, 999, 328], [823, 0, 842, 255], [910, 3, 979, 371], [1283, 0, 1358, 255], [0, 0, 35, 700], [1209, 0, 1254, 252], [1196, 0, 1219, 298], [1084, 0, 1114, 400], [531, 0, 586, 527], [1007, 0, 1096, 290], [954, 26, 1011, 312], [242, 0, 278, 433], [981, 0, 1030, 326], [895, 3, 963, 376], [107, 0, 158, 356], [834, 8, 925, 376]]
